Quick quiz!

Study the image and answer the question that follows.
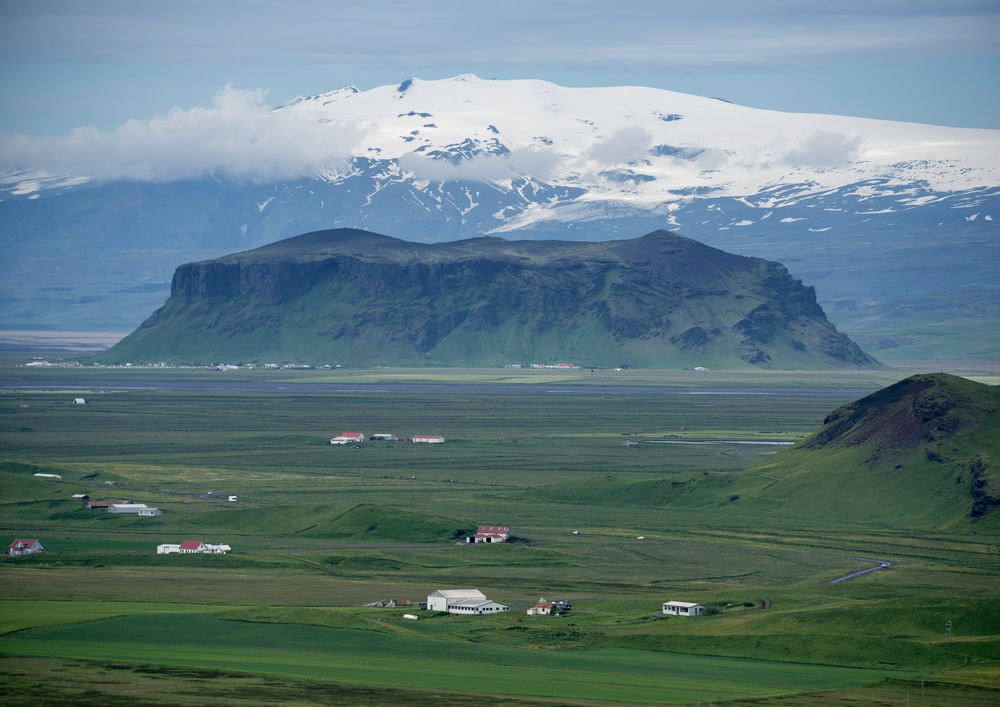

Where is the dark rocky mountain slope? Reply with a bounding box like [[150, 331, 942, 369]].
[[102, 228, 876, 369]]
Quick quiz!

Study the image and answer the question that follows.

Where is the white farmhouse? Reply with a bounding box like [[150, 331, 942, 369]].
[[108, 503, 150, 514], [138, 507, 162, 516], [662, 601, 706, 617], [427, 588, 509, 615], [330, 431, 365, 445]]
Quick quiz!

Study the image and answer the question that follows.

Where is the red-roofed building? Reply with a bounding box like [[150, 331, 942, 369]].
[[469, 525, 510, 543], [178, 540, 206, 553], [330, 431, 365, 445], [9, 538, 45, 557]]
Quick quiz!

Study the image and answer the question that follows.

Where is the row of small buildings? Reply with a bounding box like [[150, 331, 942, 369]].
[[330, 431, 445, 445], [424, 589, 704, 618], [157, 540, 231, 554]]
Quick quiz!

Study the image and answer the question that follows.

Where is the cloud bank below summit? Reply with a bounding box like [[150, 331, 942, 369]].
[[0, 86, 362, 182]]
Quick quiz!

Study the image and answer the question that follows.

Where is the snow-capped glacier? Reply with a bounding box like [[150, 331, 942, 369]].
[[0, 75, 997, 356]]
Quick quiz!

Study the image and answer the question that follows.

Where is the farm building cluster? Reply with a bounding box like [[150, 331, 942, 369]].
[[8, 538, 45, 557], [157, 540, 231, 554], [330, 431, 445, 445]]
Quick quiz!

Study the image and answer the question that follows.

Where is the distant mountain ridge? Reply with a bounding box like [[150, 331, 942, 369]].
[[102, 228, 876, 369]]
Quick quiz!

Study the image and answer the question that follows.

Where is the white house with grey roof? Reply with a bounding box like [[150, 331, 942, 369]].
[[427, 588, 509, 615], [662, 600, 706, 617]]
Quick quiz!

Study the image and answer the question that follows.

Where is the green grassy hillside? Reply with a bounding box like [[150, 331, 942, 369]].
[[738, 373, 1000, 528]]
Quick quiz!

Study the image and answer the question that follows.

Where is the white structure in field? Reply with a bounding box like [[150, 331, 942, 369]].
[[662, 601, 706, 617], [138, 507, 162, 516], [427, 588, 509, 615], [33, 473, 62, 480], [73, 398, 86, 405], [369, 433, 398, 441], [159, 540, 231, 555], [412, 434, 445, 444], [469, 525, 510, 543], [227, 495, 238, 502], [9, 538, 45, 557], [108, 503, 150, 514], [330, 431, 365, 445]]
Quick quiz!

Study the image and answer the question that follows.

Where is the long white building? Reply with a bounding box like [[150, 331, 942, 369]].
[[427, 588, 509, 615]]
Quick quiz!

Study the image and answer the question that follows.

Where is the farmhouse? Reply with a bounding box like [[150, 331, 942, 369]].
[[469, 525, 510, 543], [138, 507, 162, 516], [330, 431, 365, 445], [411, 434, 445, 444], [662, 601, 706, 617], [179, 540, 206, 553], [527, 598, 573, 616], [9, 538, 45, 557], [427, 588, 510, 615]]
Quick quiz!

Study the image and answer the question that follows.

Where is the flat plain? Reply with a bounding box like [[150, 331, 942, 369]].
[[1, 361, 998, 705]]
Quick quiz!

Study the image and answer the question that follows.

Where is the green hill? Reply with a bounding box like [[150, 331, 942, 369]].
[[533, 374, 999, 530], [739, 373, 1000, 528], [100, 228, 876, 369]]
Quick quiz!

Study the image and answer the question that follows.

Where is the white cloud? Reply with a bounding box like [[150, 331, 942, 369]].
[[585, 127, 654, 166], [783, 132, 863, 168], [0, 86, 363, 181]]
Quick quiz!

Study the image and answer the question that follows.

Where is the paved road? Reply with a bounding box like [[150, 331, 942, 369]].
[[827, 557, 896, 584]]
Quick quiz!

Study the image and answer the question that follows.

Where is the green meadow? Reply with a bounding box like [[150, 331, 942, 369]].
[[1, 363, 998, 704]]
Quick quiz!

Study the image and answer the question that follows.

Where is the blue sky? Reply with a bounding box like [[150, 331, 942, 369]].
[[0, 0, 998, 136]]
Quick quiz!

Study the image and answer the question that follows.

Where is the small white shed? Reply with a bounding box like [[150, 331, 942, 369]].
[[663, 601, 706, 617], [73, 398, 86, 405]]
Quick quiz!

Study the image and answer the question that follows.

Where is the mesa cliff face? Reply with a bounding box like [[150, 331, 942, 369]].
[[104, 228, 876, 369]]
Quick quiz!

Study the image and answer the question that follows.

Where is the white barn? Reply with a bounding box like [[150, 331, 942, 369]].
[[108, 503, 149, 514], [412, 434, 445, 444], [427, 588, 509, 615], [663, 601, 706, 617], [330, 431, 365, 445]]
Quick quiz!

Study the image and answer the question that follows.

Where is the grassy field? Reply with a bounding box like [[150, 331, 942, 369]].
[[1, 362, 998, 704]]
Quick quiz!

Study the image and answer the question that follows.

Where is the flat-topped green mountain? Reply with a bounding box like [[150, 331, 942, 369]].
[[102, 228, 876, 368]]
